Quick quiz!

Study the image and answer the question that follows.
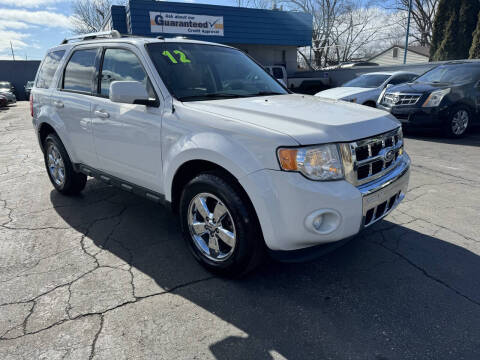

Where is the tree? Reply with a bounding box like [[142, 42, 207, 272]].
[[279, 0, 403, 67], [469, 12, 480, 58], [71, 0, 125, 34], [392, 0, 439, 47], [430, 0, 480, 61]]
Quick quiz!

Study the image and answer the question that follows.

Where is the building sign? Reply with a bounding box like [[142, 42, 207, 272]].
[[150, 12, 224, 36]]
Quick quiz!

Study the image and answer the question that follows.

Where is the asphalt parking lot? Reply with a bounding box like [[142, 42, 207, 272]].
[[0, 102, 479, 359]]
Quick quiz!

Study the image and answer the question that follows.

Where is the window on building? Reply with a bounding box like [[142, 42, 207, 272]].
[[99, 48, 155, 98], [63, 49, 97, 93], [393, 47, 399, 58], [36, 50, 65, 89]]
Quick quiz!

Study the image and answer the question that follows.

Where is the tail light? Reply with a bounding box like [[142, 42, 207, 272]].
[[30, 94, 33, 117]]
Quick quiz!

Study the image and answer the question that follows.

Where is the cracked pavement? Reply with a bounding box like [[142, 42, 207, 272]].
[[0, 102, 479, 359]]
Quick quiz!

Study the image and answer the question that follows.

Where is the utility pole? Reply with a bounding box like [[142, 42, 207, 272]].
[[403, 0, 413, 64], [10, 41, 15, 61]]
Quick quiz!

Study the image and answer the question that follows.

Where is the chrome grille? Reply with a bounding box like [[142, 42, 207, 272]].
[[382, 93, 421, 106], [340, 128, 404, 186]]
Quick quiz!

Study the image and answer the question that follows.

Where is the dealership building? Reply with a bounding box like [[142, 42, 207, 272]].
[[102, 0, 312, 73]]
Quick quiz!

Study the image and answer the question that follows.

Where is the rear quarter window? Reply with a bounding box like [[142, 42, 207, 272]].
[[35, 50, 65, 89]]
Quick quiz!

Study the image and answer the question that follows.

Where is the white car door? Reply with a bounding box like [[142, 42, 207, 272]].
[[90, 46, 164, 193], [51, 47, 100, 168]]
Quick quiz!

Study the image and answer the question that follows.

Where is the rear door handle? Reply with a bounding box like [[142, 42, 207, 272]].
[[94, 110, 110, 119], [53, 100, 63, 108]]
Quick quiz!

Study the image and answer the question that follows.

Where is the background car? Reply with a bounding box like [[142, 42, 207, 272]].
[[315, 71, 419, 107], [0, 94, 7, 108], [24, 81, 34, 99], [0, 81, 16, 104], [377, 61, 480, 138]]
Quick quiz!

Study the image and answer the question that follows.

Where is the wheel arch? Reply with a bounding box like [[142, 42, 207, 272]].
[[37, 121, 76, 161]]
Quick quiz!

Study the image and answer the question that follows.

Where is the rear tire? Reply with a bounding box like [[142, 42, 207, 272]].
[[444, 106, 470, 138], [44, 133, 87, 195], [179, 173, 264, 277]]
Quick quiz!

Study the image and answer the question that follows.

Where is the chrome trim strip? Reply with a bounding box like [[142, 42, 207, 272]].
[[359, 154, 410, 196]]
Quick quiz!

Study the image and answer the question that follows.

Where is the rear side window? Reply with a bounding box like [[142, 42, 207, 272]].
[[36, 50, 65, 89], [99, 48, 155, 98], [63, 49, 97, 93], [272, 67, 283, 79]]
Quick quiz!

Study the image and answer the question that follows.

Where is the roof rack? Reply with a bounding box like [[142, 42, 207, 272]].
[[61, 30, 121, 44]]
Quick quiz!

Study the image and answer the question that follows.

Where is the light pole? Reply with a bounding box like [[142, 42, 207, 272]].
[[403, 0, 413, 64]]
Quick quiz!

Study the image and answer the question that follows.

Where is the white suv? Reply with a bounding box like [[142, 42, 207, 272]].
[[31, 31, 410, 276]]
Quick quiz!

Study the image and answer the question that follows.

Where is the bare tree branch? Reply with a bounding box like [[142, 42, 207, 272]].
[[71, 0, 126, 34]]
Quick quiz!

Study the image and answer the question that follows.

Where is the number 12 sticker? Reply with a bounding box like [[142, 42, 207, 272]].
[[162, 50, 191, 64]]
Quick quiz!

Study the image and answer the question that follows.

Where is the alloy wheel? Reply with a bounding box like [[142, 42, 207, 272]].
[[47, 143, 65, 186], [451, 110, 469, 135], [187, 192, 236, 262]]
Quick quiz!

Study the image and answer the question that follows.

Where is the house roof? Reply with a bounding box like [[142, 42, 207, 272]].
[[369, 44, 430, 60]]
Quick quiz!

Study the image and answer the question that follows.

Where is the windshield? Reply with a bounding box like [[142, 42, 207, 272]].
[[0, 82, 10, 89], [342, 74, 390, 88], [415, 64, 480, 84], [146, 43, 287, 101]]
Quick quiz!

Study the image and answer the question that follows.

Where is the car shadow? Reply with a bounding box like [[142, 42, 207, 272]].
[[404, 126, 480, 147], [50, 181, 480, 359]]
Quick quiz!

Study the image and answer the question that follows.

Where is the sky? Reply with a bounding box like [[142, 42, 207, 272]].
[[0, 0, 240, 60]]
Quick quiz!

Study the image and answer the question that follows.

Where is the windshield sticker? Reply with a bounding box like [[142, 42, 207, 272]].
[[162, 50, 191, 64]]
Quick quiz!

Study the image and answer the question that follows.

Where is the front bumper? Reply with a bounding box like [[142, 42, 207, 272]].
[[240, 154, 410, 251], [377, 104, 448, 128]]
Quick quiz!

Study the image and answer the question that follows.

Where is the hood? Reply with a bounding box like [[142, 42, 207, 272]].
[[183, 94, 400, 145], [315, 87, 373, 100], [388, 82, 459, 94]]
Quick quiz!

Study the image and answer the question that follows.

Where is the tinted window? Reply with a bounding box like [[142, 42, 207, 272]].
[[146, 43, 287, 101], [63, 49, 97, 93], [36, 50, 65, 89], [272, 67, 284, 79], [415, 64, 480, 84], [388, 74, 416, 85], [342, 74, 390, 88], [100, 48, 154, 98]]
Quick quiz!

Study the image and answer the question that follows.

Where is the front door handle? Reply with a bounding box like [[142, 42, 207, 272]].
[[94, 110, 110, 119], [53, 100, 64, 108]]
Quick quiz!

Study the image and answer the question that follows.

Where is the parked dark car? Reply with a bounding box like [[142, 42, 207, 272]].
[[24, 81, 34, 99], [377, 61, 480, 137], [0, 94, 7, 108], [0, 82, 16, 104]]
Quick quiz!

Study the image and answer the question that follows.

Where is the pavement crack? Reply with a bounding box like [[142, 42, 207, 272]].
[[89, 314, 104, 360], [375, 231, 480, 308]]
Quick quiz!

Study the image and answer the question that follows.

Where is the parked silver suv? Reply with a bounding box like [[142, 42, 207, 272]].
[[32, 31, 410, 276]]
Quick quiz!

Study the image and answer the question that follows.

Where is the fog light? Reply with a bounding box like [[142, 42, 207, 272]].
[[312, 215, 324, 231], [305, 209, 341, 235]]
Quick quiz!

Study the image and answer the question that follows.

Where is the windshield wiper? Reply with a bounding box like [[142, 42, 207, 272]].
[[178, 93, 247, 101], [249, 91, 285, 97]]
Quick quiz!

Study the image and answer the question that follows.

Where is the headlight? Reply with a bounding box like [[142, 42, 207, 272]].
[[277, 144, 344, 180], [422, 88, 450, 107], [378, 87, 387, 103]]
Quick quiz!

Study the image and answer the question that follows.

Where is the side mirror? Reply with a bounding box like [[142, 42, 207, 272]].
[[109, 81, 153, 106], [384, 83, 393, 90]]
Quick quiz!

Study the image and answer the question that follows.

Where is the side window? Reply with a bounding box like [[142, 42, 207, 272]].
[[99, 48, 155, 98], [388, 75, 409, 86], [36, 50, 65, 89], [63, 49, 97, 93], [272, 67, 284, 79]]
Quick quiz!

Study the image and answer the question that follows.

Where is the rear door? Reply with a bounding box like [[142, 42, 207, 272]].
[[90, 45, 163, 193], [51, 47, 100, 168]]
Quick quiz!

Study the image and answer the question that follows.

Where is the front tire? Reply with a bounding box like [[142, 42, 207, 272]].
[[179, 173, 264, 277], [44, 133, 87, 195], [444, 106, 470, 138]]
